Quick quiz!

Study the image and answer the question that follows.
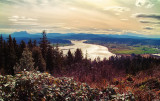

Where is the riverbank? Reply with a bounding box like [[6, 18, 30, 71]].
[[84, 40, 160, 55]]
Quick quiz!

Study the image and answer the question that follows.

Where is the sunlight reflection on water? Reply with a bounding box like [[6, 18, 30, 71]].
[[59, 40, 115, 60]]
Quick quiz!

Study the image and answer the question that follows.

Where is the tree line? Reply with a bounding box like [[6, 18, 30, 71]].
[[0, 31, 84, 75]]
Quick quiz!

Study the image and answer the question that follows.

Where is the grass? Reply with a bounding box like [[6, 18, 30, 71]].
[[105, 44, 160, 54]]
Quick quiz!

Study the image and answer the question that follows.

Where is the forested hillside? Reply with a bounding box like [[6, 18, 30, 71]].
[[0, 31, 160, 100]]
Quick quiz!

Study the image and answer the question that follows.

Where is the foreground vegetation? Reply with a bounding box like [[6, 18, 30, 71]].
[[0, 31, 160, 100], [0, 71, 135, 101]]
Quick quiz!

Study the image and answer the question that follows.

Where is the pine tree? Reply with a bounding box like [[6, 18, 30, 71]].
[[6, 35, 17, 75], [32, 47, 46, 72], [74, 48, 83, 63], [13, 38, 18, 48], [54, 44, 64, 73], [13, 48, 35, 73], [66, 49, 74, 65], [33, 40, 37, 47], [19, 40, 26, 58], [28, 39, 33, 50], [39, 30, 50, 61], [46, 45, 55, 72], [0, 35, 3, 68], [0, 34, 3, 48], [20, 40, 26, 49], [0, 35, 5, 72], [3, 40, 7, 71], [13, 38, 19, 61]]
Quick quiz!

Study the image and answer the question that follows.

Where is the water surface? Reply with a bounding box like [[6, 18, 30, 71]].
[[59, 40, 115, 60]]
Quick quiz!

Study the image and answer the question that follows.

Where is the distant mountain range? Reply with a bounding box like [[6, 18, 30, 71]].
[[1, 31, 146, 38], [2, 31, 154, 39], [1, 31, 160, 45], [1, 31, 72, 44]]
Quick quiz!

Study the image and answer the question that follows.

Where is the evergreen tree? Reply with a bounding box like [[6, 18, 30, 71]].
[[20, 40, 26, 49], [3, 40, 7, 70], [32, 47, 46, 72], [19, 40, 26, 58], [54, 44, 64, 72], [33, 40, 37, 47], [0, 35, 3, 48], [13, 38, 18, 48], [0, 35, 5, 73], [66, 49, 74, 65], [0, 35, 3, 68], [39, 30, 50, 61], [46, 45, 55, 72], [74, 48, 83, 63], [13, 48, 35, 73], [6, 35, 17, 75], [13, 38, 19, 61], [28, 39, 33, 50]]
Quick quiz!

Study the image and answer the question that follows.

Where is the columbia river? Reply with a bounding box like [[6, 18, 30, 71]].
[[59, 40, 115, 60]]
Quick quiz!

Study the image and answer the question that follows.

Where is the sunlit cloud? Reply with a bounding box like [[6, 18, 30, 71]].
[[8, 16, 38, 22], [135, 0, 157, 8], [8, 15, 39, 27], [104, 6, 130, 13], [121, 19, 129, 21]]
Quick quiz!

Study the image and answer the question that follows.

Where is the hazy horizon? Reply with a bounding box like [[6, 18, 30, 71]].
[[1, 30, 160, 38]]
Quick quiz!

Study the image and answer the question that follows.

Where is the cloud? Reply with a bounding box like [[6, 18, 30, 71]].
[[13, 22, 39, 26], [136, 14, 160, 20], [140, 20, 152, 23], [135, 0, 157, 8], [8, 16, 38, 21], [120, 19, 128, 21], [135, 0, 146, 7], [139, 20, 160, 24], [8, 15, 38, 26], [0, 0, 18, 5], [144, 26, 154, 30], [104, 6, 130, 12]]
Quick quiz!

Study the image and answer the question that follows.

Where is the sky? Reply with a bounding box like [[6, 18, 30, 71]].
[[0, 0, 160, 36]]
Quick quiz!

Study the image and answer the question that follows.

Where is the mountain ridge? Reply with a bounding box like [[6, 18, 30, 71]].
[[3, 31, 150, 39]]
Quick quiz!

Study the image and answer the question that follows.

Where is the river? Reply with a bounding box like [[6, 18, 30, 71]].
[[59, 40, 115, 60]]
